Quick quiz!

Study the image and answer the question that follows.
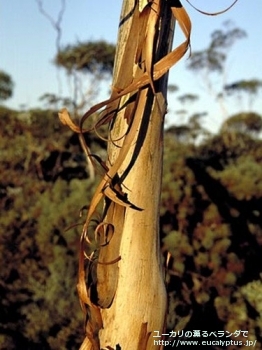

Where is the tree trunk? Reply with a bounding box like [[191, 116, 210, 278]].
[[79, 1, 176, 349], [99, 2, 174, 349]]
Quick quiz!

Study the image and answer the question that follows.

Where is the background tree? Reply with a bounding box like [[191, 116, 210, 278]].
[[221, 112, 262, 136], [224, 79, 262, 111], [186, 20, 246, 118], [161, 118, 262, 350], [0, 106, 90, 349], [0, 70, 14, 101], [54, 41, 115, 114], [177, 93, 199, 105], [54, 41, 115, 75]]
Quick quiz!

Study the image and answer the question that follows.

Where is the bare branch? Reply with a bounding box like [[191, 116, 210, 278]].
[[35, 0, 66, 52]]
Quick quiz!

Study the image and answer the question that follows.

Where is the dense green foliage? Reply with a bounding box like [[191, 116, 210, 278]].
[[1, 105, 262, 349], [0, 107, 96, 349], [162, 123, 262, 349]]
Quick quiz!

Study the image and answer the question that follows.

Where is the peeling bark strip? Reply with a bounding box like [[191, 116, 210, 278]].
[[185, 0, 239, 15]]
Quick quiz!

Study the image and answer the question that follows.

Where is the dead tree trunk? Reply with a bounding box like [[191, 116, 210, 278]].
[[94, 2, 173, 348], [72, 1, 191, 349]]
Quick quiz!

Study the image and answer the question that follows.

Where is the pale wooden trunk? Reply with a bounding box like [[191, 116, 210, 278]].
[[99, 97, 167, 349], [81, 1, 175, 349]]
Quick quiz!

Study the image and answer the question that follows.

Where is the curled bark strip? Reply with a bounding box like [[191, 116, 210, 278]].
[[94, 222, 115, 246], [97, 256, 121, 266], [79, 1, 191, 130], [85, 250, 121, 267], [58, 108, 82, 133], [185, 0, 239, 16], [103, 184, 143, 211]]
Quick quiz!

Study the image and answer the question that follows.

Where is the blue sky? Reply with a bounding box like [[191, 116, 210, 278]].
[[1, 0, 262, 132]]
